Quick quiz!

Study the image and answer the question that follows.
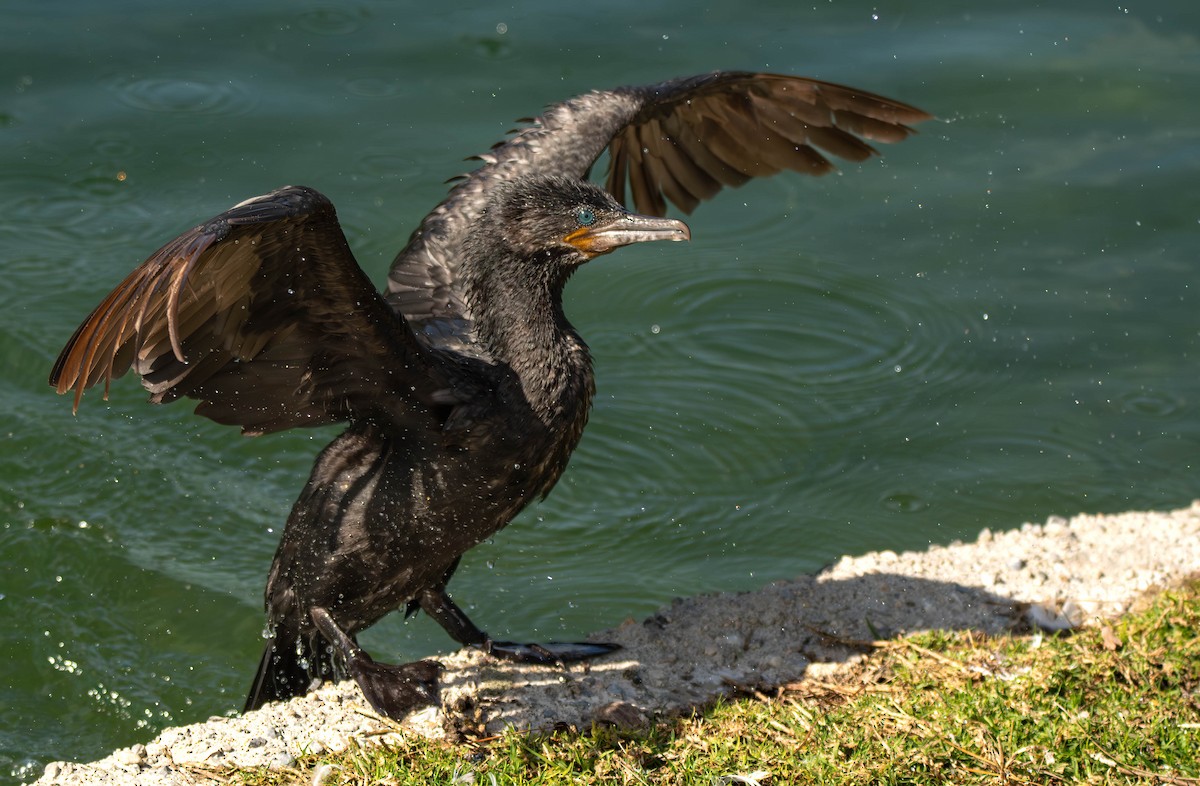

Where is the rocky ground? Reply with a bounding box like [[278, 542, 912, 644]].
[[31, 503, 1200, 786]]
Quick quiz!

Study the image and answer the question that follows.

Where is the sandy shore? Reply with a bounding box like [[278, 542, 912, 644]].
[[31, 503, 1200, 785]]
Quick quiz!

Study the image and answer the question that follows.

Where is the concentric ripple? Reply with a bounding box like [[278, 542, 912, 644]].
[[581, 249, 978, 434], [295, 6, 370, 35], [104, 74, 257, 117], [0, 166, 151, 258], [344, 74, 405, 99]]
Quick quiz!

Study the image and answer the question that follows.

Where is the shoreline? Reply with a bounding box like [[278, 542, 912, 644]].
[[31, 502, 1200, 785]]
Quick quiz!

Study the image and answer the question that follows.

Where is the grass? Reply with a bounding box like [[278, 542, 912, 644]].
[[225, 580, 1200, 785]]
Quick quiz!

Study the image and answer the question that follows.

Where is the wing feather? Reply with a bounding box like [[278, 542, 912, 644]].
[[51, 186, 448, 435]]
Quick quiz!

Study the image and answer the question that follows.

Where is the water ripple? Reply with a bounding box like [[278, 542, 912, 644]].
[[103, 74, 257, 117], [1112, 387, 1185, 418], [295, 7, 370, 35], [344, 75, 404, 99], [581, 252, 977, 434], [0, 168, 156, 278], [354, 149, 425, 181]]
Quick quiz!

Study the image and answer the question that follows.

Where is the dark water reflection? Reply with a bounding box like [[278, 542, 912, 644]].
[[3, 0, 1199, 781]]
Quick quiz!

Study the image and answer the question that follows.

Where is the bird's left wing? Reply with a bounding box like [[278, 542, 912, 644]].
[[50, 186, 450, 435]]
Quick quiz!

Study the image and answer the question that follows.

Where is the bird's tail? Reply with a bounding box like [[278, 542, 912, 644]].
[[243, 627, 334, 713]]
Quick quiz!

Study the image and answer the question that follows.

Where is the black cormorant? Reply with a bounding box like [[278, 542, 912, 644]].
[[49, 71, 931, 718]]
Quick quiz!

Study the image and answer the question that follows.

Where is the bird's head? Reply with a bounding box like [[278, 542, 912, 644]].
[[483, 175, 690, 267]]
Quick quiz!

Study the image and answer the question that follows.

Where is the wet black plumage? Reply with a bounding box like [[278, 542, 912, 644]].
[[49, 71, 931, 717]]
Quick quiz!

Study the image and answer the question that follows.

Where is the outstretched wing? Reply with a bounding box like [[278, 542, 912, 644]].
[[385, 70, 932, 351], [50, 185, 449, 435], [604, 72, 932, 216]]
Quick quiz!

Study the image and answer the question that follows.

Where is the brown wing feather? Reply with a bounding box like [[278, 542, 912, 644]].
[[50, 185, 448, 435], [605, 72, 932, 215]]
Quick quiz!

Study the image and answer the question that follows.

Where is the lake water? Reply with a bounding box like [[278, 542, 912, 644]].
[[3, 0, 1199, 781]]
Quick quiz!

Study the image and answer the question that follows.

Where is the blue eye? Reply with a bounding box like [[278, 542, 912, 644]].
[[574, 207, 596, 226]]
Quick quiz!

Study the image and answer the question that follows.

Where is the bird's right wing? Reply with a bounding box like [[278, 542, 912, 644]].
[[50, 186, 452, 436], [385, 71, 931, 352]]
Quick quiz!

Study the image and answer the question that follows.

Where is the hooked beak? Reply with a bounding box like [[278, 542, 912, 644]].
[[565, 212, 691, 258]]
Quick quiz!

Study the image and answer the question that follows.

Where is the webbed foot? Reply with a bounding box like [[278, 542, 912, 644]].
[[344, 656, 441, 719], [483, 639, 621, 665], [417, 585, 620, 666], [311, 606, 440, 719]]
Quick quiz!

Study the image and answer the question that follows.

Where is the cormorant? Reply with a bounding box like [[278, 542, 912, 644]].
[[49, 71, 930, 718]]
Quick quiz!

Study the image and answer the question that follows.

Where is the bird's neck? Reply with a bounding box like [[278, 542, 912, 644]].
[[468, 257, 594, 422]]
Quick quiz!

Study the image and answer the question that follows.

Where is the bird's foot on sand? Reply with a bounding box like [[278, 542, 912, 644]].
[[312, 606, 441, 719], [346, 656, 441, 720]]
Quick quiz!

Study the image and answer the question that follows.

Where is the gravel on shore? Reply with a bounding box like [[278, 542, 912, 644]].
[[31, 502, 1200, 786]]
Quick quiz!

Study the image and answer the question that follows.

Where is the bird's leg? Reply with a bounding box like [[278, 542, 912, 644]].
[[309, 606, 440, 719], [416, 586, 620, 665]]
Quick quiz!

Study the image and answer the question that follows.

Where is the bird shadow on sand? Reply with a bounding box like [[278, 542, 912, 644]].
[[422, 570, 1031, 737]]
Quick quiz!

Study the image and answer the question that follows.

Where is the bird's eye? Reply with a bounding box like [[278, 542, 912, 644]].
[[574, 207, 596, 226]]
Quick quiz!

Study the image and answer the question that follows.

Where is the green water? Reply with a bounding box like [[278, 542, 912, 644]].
[[4, 0, 1199, 780]]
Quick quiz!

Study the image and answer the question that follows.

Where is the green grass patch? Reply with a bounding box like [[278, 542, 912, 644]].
[[230, 580, 1200, 785]]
